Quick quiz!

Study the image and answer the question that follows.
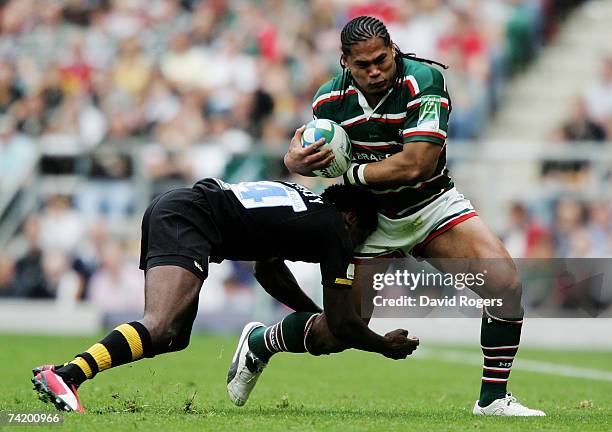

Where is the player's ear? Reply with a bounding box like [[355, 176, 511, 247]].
[[342, 211, 358, 227]]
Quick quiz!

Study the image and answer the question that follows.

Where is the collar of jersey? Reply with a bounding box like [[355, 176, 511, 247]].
[[355, 85, 394, 120]]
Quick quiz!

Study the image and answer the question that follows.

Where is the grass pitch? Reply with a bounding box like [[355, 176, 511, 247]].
[[2, 333, 611, 431]]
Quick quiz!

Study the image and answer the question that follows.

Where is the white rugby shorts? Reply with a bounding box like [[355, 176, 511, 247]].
[[354, 188, 477, 260]]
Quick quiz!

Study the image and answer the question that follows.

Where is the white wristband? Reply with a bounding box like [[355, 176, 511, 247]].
[[345, 163, 368, 186], [345, 163, 356, 185], [356, 163, 368, 186]]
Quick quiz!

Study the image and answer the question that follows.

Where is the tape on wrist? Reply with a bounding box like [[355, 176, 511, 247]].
[[346, 163, 368, 186], [356, 164, 368, 185]]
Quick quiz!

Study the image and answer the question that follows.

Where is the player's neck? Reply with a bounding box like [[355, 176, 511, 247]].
[[353, 82, 387, 109], [356, 71, 398, 108], [364, 93, 385, 108]]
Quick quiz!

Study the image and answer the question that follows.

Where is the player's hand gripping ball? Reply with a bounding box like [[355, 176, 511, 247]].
[[301, 119, 352, 178]]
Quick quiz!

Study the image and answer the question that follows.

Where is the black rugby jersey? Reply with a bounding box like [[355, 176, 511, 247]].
[[193, 178, 354, 289]]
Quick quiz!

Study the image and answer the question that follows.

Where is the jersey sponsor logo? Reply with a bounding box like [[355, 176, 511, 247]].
[[417, 95, 441, 131], [353, 152, 391, 162]]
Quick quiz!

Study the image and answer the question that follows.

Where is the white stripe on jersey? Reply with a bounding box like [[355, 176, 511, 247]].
[[403, 127, 447, 138], [370, 112, 406, 120], [342, 112, 407, 127], [312, 86, 357, 109], [403, 75, 420, 94], [340, 113, 367, 127], [407, 97, 450, 110]]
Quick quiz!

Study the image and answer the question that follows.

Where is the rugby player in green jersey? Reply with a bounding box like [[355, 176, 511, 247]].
[[280, 16, 545, 416]]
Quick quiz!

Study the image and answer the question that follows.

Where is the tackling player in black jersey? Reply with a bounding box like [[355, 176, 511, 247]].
[[31, 178, 418, 412]]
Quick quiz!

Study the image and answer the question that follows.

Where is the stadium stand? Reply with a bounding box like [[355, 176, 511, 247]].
[[0, 0, 610, 327]]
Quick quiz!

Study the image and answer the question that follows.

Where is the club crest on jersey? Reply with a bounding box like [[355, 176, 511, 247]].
[[417, 95, 441, 131]]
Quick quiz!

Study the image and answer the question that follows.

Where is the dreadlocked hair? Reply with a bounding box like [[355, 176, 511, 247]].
[[339, 16, 448, 97], [321, 184, 378, 235]]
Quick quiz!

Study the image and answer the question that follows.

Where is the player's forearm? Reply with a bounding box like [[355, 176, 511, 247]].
[[254, 261, 322, 313], [328, 315, 391, 354], [323, 288, 391, 355], [345, 141, 441, 186], [345, 158, 435, 186]]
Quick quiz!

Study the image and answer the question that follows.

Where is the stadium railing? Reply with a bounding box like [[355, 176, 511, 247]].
[[0, 153, 39, 246]]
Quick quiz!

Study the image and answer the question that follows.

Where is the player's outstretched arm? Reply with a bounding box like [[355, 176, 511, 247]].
[[284, 125, 335, 176], [254, 259, 322, 313], [323, 286, 419, 360]]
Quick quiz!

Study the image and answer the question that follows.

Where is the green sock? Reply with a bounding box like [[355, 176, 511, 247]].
[[479, 310, 523, 407], [248, 312, 318, 363]]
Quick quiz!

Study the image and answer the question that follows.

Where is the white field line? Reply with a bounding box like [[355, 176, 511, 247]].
[[415, 348, 612, 382]]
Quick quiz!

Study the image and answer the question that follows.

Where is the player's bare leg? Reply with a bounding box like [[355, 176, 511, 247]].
[[32, 266, 202, 412], [140, 266, 202, 353], [421, 216, 544, 416]]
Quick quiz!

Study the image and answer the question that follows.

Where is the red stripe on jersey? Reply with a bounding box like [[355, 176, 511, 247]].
[[343, 117, 368, 128], [404, 79, 416, 97], [370, 116, 405, 124], [313, 89, 357, 111], [403, 131, 447, 140]]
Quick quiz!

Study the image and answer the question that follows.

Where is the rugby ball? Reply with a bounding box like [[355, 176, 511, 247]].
[[301, 119, 352, 178]]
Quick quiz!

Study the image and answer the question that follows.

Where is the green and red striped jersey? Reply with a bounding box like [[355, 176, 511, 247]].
[[313, 57, 454, 218]]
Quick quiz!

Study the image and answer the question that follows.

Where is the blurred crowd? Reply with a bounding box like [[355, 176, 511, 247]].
[[509, 54, 612, 259], [0, 206, 272, 319], [1, 0, 607, 313], [0, 0, 574, 185], [503, 199, 612, 259], [542, 57, 612, 187], [554, 57, 612, 143]]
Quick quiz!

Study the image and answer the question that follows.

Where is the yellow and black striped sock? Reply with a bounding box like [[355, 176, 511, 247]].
[[56, 321, 153, 387]]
